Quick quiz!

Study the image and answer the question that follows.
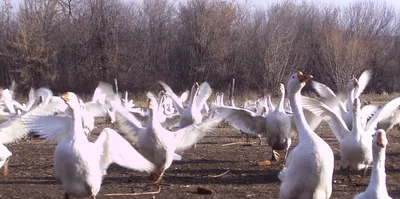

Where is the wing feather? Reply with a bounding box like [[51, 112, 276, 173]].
[[215, 106, 266, 136], [95, 128, 154, 173], [302, 96, 350, 142], [0, 100, 68, 144]]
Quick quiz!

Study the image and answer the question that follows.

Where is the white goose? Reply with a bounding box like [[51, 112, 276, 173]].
[[159, 81, 212, 128], [303, 94, 400, 175], [353, 129, 392, 199], [265, 83, 295, 161], [279, 72, 334, 199], [0, 98, 66, 176], [110, 91, 223, 184], [311, 70, 371, 130], [30, 92, 155, 198]]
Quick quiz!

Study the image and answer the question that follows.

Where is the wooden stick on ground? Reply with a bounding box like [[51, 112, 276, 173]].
[[104, 184, 161, 197], [222, 141, 255, 146]]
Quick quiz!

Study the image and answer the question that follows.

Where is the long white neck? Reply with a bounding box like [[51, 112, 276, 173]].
[[347, 85, 356, 113], [277, 90, 285, 112], [267, 95, 275, 113], [188, 86, 197, 110], [68, 105, 86, 141], [288, 89, 313, 143], [352, 105, 363, 136], [366, 146, 388, 194]]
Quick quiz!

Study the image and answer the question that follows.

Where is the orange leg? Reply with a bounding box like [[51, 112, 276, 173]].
[[3, 158, 9, 177]]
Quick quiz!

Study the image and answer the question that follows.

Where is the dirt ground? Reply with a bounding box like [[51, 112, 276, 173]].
[[1, 118, 399, 199]]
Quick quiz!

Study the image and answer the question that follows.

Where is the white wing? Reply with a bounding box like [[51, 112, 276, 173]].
[[215, 106, 266, 135], [159, 81, 185, 114], [366, 97, 400, 131], [112, 104, 145, 143], [354, 70, 371, 99], [312, 81, 337, 98], [180, 90, 190, 103], [95, 128, 154, 172], [173, 116, 223, 153], [302, 96, 350, 142], [0, 100, 67, 144], [24, 115, 71, 142], [195, 82, 212, 109]]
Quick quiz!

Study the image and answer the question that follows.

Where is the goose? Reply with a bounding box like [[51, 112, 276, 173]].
[[376, 109, 400, 133], [278, 71, 334, 199], [0, 81, 17, 115], [212, 92, 264, 145], [311, 70, 371, 130], [25, 93, 106, 141], [29, 92, 155, 198], [302, 96, 373, 176], [108, 90, 223, 184], [353, 129, 392, 199], [0, 98, 66, 176], [160, 81, 212, 128], [303, 93, 400, 175], [265, 83, 295, 161]]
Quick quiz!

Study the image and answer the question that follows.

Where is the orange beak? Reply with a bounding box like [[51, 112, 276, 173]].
[[377, 130, 388, 148], [61, 92, 71, 103], [297, 71, 313, 83], [194, 82, 199, 88], [147, 99, 153, 109]]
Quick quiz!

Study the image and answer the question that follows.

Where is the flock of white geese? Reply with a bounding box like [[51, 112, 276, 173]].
[[0, 71, 397, 198]]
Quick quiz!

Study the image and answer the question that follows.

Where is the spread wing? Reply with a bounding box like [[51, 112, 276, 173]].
[[302, 96, 350, 142], [173, 116, 223, 153], [95, 128, 154, 173], [0, 100, 67, 144], [215, 106, 266, 135], [195, 82, 212, 109], [366, 97, 400, 131]]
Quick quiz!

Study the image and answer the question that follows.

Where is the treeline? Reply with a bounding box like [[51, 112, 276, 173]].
[[0, 0, 399, 95]]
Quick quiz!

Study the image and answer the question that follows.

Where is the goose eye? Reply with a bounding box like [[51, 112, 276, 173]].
[[292, 76, 295, 78]]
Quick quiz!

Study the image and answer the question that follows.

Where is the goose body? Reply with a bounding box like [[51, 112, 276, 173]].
[[26, 92, 155, 198], [303, 93, 400, 172], [159, 81, 212, 128], [279, 72, 334, 199], [106, 85, 222, 183], [353, 129, 392, 199], [265, 83, 295, 161]]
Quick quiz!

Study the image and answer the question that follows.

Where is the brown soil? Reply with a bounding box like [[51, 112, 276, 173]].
[[1, 120, 399, 199]]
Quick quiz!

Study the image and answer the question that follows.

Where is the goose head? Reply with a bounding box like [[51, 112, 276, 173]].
[[347, 76, 359, 98], [146, 93, 160, 116], [373, 129, 388, 149], [287, 71, 313, 94], [61, 92, 80, 108]]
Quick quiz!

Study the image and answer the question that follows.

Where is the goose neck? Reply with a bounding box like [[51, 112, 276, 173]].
[[277, 91, 285, 112], [369, 148, 387, 192], [288, 90, 313, 142], [69, 106, 86, 140]]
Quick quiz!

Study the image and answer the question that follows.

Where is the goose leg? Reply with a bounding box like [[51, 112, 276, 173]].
[[3, 158, 9, 177], [91, 195, 96, 199], [258, 135, 262, 145], [64, 192, 70, 199], [271, 150, 280, 161], [345, 167, 354, 182], [284, 150, 288, 160], [153, 170, 165, 184], [245, 133, 250, 143]]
